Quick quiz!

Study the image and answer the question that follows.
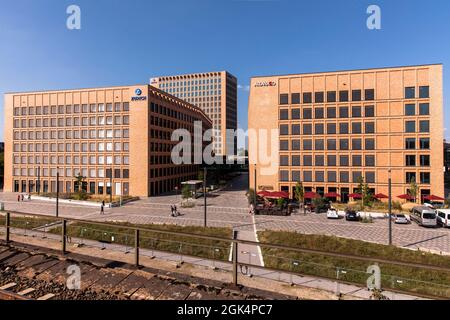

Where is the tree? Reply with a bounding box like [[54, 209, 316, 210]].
[[445, 195, 450, 209], [312, 197, 325, 214], [73, 173, 88, 200], [246, 188, 256, 205], [198, 170, 204, 182], [294, 182, 304, 204], [181, 185, 191, 200], [357, 176, 372, 209], [408, 178, 419, 203]]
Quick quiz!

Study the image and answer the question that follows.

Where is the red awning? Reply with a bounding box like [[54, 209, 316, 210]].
[[257, 191, 272, 197], [397, 194, 415, 200], [324, 192, 340, 198], [374, 193, 389, 199], [423, 195, 445, 201], [257, 191, 289, 199], [349, 193, 362, 199], [304, 192, 320, 199]]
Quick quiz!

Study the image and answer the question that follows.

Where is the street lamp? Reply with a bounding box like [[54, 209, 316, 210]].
[[203, 167, 207, 228], [254, 165, 257, 206], [388, 169, 392, 246], [56, 167, 60, 218], [109, 168, 113, 206], [37, 166, 41, 196]]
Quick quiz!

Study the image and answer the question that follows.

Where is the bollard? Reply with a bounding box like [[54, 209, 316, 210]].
[[232, 230, 238, 286], [61, 219, 67, 254], [135, 229, 140, 267], [5, 212, 10, 243]]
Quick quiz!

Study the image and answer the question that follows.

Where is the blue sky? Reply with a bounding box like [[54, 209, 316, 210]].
[[1, 0, 449, 145]]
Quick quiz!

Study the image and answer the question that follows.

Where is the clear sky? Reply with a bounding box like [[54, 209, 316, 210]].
[[1, 0, 449, 145]]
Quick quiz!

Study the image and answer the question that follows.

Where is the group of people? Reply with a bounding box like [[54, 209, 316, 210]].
[[171, 205, 180, 217], [17, 194, 31, 202]]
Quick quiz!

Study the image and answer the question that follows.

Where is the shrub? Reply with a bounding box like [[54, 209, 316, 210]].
[[392, 201, 403, 212]]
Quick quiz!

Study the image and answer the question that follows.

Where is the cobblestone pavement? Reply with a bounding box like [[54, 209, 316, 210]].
[[1, 173, 449, 254]]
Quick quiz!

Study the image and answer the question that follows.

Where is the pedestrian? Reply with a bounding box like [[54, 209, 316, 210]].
[[170, 205, 175, 217], [17, 195, 21, 202], [100, 203, 105, 215], [174, 205, 178, 216], [28, 194, 31, 201], [21, 194, 24, 202]]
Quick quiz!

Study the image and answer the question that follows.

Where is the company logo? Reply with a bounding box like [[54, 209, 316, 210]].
[[150, 78, 158, 84], [255, 81, 277, 88], [135, 89, 142, 96], [132, 88, 147, 101]]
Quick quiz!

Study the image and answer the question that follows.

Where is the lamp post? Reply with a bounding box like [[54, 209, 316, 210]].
[[203, 167, 207, 228], [109, 168, 113, 206], [254, 166, 257, 206], [37, 166, 41, 196], [56, 167, 60, 218], [388, 169, 392, 246]]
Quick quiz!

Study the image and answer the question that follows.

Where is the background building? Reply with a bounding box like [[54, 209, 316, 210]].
[[445, 139, 450, 197], [3, 85, 211, 197], [248, 64, 444, 201], [151, 71, 237, 157]]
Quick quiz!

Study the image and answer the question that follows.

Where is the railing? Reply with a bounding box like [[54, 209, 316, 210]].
[[1, 210, 450, 300]]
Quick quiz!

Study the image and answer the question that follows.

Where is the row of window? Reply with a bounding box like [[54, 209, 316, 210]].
[[405, 155, 430, 167], [13, 129, 130, 140], [405, 103, 430, 116], [279, 171, 431, 184], [14, 103, 130, 116], [280, 122, 376, 136], [13, 116, 129, 128], [280, 105, 374, 120], [13, 167, 130, 179], [405, 120, 430, 133], [280, 154, 376, 167], [150, 165, 200, 179], [14, 142, 129, 153], [150, 102, 204, 124], [280, 89, 375, 105], [13, 155, 130, 166], [280, 138, 376, 151], [160, 78, 222, 88]]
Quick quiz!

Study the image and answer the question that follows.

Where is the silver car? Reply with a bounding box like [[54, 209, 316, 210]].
[[392, 214, 409, 224]]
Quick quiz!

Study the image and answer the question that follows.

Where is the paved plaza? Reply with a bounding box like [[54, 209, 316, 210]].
[[0, 173, 449, 255]]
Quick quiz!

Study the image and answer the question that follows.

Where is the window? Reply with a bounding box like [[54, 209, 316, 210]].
[[406, 138, 416, 150], [327, 155, 337, 166], [365, 105, 375, 117], [352, 139, 362, 150], [420, 155, 430, 167], [315, 171, 325, 182], [315, 139, 325, 150], [365, 155, 375, 167], [352, 90, 362, 101], [292, 171, 301, 182], [419, 120, 429, 133], [280, 125, 289, 135], [340, 155, 349, 167], [327, 123, 336, 134], [352, 122, 362, 134], [406, 155, 416, 166], [315, 108, 324, 119], [327, 91, 337, 102], [279, 109, 289, 120], [303, 139, 313, 150], [366, 172, 375, 183], [420, 172, 430, 184], [304, 171, 313, 182], [405, 104, 415, 116], [339, 107, 349, 118], [328, 171, 337, 182], [365, 122, 375, 134], [315, 92, 324, 103], [352, 155, 362, 166], [365, 89, 375, 101], [303, 155, 313, 166], [292, 155, 301, 166], [280, 171, 289, 182], [419, 103, 429, 115], [315, 124, 324, 134], [340, 139, 349, 150], [303, 124, 312, 135], [352, 106, 362, 118], [280, 140, 289, 151], [279, 94, 289, 105], [405, 87, 415, 99], [327, 107, 336, 118], [292, 140, 301, 150], [315, 155, 325, 166], [291, 108, 300, 119], [292, 124, 301, 135], [352, 172, 363, 183], [327, 139, 336, 150], [365, 139, 375, 150], [340, 171, 349, 183], [303, 92, 312, 104], [280, 156, 289, 166], [291, 93, 300, 104], [303, 108, 312, 119], [405, 121, 416, 133], [339, 91, 349, 102], [339, 123, 349, 134], [406, 172, 416, 183], [419, 86, 429, 99], [420, 138, 430, 149]]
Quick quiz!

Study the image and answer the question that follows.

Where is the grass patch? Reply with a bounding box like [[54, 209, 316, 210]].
[[258, 231, 450, 298], [0, 214, 59, 230]]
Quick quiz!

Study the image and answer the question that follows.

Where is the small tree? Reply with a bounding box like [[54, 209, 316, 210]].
[[357, 176, 372, 210], [294, 182, 304, 204], [408, 178, 419, 203], [247, 188, 256, 205], [445, 195, 450, 209], [276, 198, 286, 208], [312, 197, 325, 214], [73, 173, 88, 200], [181, 185, 191, 200]]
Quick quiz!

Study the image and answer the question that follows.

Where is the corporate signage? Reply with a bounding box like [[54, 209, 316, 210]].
[[254, 81, 277, 88], [131, 88, 147, 101]]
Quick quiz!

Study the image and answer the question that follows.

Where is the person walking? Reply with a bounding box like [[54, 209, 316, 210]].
[[100, 202, 105, 215], [17, 195, 21, 202], [21, 194, 24, 202]]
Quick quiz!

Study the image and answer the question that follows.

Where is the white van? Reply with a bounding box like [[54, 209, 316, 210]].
[[436, 209, 450, 228], [411, 206, 437, 228]]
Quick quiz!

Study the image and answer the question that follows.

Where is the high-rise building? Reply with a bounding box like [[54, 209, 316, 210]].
[[151, 71, 237, 156], [248, 64, 444, 201], [3, 85, 211, 197]]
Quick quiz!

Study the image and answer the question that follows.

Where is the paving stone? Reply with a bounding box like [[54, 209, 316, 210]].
[[158, 284, 192, 300]]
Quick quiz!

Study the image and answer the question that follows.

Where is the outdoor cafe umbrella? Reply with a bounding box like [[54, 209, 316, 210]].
[[423, 195, 445, 201], [349, 193, 362, 199], [257, 191, 272, 197], [374, 193, 389, 200], [397, 194, 415, 201], [266, 191, 290, 199], [324, 192, 340, 198], [304, 191, 320, 199]]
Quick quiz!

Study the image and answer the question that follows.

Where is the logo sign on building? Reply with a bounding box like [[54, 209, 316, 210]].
[[132, 88, 147, 101], [254, 81, 277, 88], [150, 78, 158, 85]]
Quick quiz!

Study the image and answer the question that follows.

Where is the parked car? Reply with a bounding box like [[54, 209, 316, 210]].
[[436, 209, 450, 228], [345, 209, 359, 221], [411, 206, 437, 228], [327, 208, 339, 219], [310, 202, 331, 214], [392, 214, 410, 225], [424, 201, 445, 210]]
